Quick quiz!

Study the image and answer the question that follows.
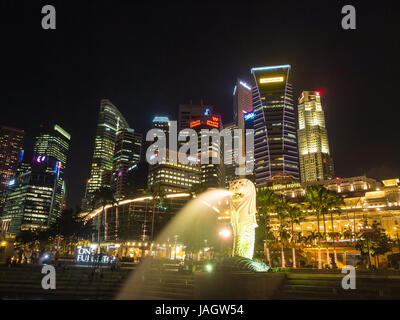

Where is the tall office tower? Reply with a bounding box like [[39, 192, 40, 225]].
[[223, 122, 239, 187], [178, 103, 214, 131], [297, 91, 334, 182], [190, 113, 224, 189], [34, 124, 70, 165], [112, 128, 142, 200], [152, 116, 170, 134], [251, 65, 299, 187], [243, 110, 255, 183], [147, 149, 200, 193], [2, 157, 66, 233], [233, 79, 252, 130], [33, 124, 71, 222], [232, 79, 252, 179], [0, 126, 24, 213], [84, 99, 129, 210]]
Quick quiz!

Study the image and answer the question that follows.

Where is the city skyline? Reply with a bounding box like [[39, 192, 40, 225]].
[[1, 2, 399, 208]]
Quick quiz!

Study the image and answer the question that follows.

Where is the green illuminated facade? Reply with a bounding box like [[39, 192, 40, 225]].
[[2, 124, 70, 233], [84, 99, 129, 209]]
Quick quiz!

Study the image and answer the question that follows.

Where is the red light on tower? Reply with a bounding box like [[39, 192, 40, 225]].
[[315, 91, 320, 96]]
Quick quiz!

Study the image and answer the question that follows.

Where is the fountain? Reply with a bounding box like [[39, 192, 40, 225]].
[[117, 179, 280, 300]]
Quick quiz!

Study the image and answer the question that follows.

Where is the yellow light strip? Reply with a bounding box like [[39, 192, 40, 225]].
[[259, 76, 284, 84]]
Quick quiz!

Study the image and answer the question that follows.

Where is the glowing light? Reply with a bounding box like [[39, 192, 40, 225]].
[[0, 241, 6, 247], [259, 76, 284, 84], [244, 111, 255, 121], [204, 108, 211, 116], [8, 179, 15, 186], [153, 116, 170, 123], [251, 65, 290, 72], [205, 264, 213, 272], [233, 85, 237, 95], [219, 229, 231, 239], [239, 81, 251, 90], [315, 91, 320, 96], [190, 120, 201, 128], [206, 120, 219, 128]]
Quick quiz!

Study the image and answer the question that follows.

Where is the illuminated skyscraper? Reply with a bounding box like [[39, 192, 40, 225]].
[[112, 128, 142, 199], [297, 91, 334, 182], [178, 103, 214, 131], [251, 65, 299, 186], [84, 99, 129, 209], [33, 124, 71, 220], [147, 149, 200, 193], [190, 113, 224, 189], [148, 116, 201, 193], [2, 125, 71, 233], [0, 126, 24, 213], [230, 79, 252, 182], [34, 124, 70, 165], [233, 79, 252, 131]]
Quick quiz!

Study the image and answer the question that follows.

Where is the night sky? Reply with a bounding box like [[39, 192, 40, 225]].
[[1, 1, 399, 208]]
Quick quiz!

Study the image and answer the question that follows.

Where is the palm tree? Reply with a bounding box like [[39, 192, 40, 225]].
[[327, 191, 345, 265], [287, 205, 306, 268], [304, 185, 330, 269], [256, 189, 277, 265], [93, 186, 116, 243], [275, 195, 291, 268], [145, 185, 166, 241]]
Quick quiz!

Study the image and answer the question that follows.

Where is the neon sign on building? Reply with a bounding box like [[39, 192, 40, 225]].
[[259, 76, 284, 84]]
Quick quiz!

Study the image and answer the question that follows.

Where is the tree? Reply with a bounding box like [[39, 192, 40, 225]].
[[256, 189, 278, 265], [326, 190, 345, 266], [274, 195, 291, 268], [93, 186, 116, 242], [305, 185, 333, 269], [356, 221, 393, 269], [145, 185, 166, 240], [286, 205, 306, 268]]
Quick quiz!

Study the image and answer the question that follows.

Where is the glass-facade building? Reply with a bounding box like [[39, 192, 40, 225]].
[[2, 125, 70, 233], [0, 126, 24, 214], [251, 65, 299, 187], [297, 91, 334, 182], [84, 99, 129, 210], [112, 128, 143, 199]]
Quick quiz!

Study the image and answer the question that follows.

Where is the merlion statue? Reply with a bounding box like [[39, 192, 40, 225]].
[[229, 178, 257, 259]]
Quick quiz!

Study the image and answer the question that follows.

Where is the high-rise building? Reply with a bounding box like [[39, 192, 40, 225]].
[[251, 65, 299, 187], [0, 126, 24, 213], [178, 103, 214, 131], [84, 99, 129, 210], [233, 79, 252, 131], [190, 113, 224, 189], [2, 158, 64, 233], [148, 116, 201, 193], [112, 128, 142, 199], [34, 124, 70, 165], [2, 125, 71, 233], [147, 149, 200, 193], [152, 116, 170, 134], [231, 79, 252, 181], [33, 124, 71, 219], [223, 122, 239, 187], [297, 91, 334, 182]]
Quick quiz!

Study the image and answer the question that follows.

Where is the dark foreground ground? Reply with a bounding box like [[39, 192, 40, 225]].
[[1, 264, 400, 300]]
